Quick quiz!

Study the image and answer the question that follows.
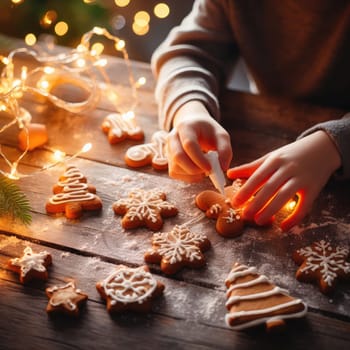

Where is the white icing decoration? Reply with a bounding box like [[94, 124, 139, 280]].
[[103, 112, 142, 138], [297, 240, 350, 287], [114, 189, 176, 223], [10, 246, 50, 277], [222, 208, 241, 223], [126, 130, 168, 166], [47, 282, 85, 311], [225, 264, 307, 330], [151, 225, 208, 264], [49, 166, 95, 205], [101, 266, 157, 304], [209, 203, 222, 215]]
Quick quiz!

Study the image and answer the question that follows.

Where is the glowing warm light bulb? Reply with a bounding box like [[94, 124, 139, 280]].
[[55, 21, 69, 36], [11, 0, 23, 4], [25, 33, 37, 46], [135, 76, 146, 87], [93, 27, 105, 35], [91, 42, 104, 56], [41, 10, 57, 28], [115, 40, 125, 51], [95, 58, 108, 67], [285, 197, 298, 212], [114, 0, 130, 7], [82, 143, 92, 153], [21, 66, 28, 81], [76, 58, 86, 68], [43, 66, 55, 74], [132, 22, 150, 36], [53, 150, 66, 162], [123, 111, 135, 120], [154, 3, 170, 19], [134, 11, 150, 27], [38, 79, 50, 90]]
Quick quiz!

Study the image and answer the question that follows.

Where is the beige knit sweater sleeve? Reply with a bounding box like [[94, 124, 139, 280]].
[[151, 0, 238, 131]]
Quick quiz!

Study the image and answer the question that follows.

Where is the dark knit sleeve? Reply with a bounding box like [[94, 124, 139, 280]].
[[298, 113, 350, 180]]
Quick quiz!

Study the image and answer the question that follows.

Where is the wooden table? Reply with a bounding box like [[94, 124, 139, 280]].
[[0, 39, 349, 350]]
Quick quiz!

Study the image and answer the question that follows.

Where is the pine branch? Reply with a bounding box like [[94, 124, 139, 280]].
[[0, 175, 32, 225]]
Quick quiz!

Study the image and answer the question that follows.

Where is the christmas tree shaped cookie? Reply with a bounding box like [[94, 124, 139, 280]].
[[225, 263, 307, 331], [46, 166, 103, 219]]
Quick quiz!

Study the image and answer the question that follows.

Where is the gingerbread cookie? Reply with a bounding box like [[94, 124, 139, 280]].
[[225, 263, 307, 331], [46, 281, 88, 317], [113, 189, 178, 231], [8, 246, 52, 284], [46, 166, 103, 219], [101, 112, 144, 144], [293, 240, 350, 294], [144, 224, 211, 275], [195, 183, 245, 237], [96, 265, 164, 313], [124, 130, 168, 170]]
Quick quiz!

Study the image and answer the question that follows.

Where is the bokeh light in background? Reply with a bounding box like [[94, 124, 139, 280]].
[[0, 0, 194, 62]]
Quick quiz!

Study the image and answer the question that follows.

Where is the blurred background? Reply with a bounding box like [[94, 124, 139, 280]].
[[0, 0, 194, 62]]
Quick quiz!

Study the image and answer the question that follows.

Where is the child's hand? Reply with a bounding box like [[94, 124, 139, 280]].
[[227, 130, 341, 231], [166, 101, 232, 183]]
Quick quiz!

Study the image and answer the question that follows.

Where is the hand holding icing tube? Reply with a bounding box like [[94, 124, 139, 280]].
[[205, 151, 226, 194]]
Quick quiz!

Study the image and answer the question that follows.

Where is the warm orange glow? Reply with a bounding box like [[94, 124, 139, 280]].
[[154, 3, 170, 19], [115, 40, 126, 51], [91, 42, 105, 56], [53, 150, 66, 162], [11, 0, 23, 4], [134, 11, 150, 27], [25, 33, 37, 46], [40, 10, 57, 28], [114, 0, 130, 7], [132, 22, 150, 36], [55, 21, 69, 36]]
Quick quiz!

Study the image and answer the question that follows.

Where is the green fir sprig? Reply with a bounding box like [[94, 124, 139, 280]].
[[0, 175, 32, 225]]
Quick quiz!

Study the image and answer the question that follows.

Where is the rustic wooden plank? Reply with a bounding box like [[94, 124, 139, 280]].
[[1, 237, 349, 350], [0, 157, 349, 318]]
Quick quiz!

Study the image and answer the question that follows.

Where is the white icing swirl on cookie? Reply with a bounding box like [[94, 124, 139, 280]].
[[49, 166, 95, 205], [101, 266, 157, 305]]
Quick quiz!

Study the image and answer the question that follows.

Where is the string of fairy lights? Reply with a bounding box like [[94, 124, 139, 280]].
[[0, 26, 146, 179]]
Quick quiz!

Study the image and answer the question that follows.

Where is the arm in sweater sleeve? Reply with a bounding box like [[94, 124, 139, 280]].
[[298, 113, 350, 179], [151, 0, 239, 131]]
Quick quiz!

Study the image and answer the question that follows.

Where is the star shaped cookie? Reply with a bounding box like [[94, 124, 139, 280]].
[[144, 225, 211, 274], [8, 246, 52, 284], [113, 189, 178, 231], [293, 240, 350, 294], [96, 265, 165, 313], [46, 281, 88, 317]]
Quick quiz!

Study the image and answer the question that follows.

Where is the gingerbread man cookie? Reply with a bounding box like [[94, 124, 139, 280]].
[[101, 112, 144, 144], [46, 166, 103, 219], [225, 263, 308, 331], [195, 184, 245, 237], [124, 130, 168, 170], [293, 240, 350, 294], [46, 281, 88, 317], [113, 189, 178, 231], [144, 225, 211, 275], [96, 265, 164, 313], [8, 246, 52, 284]]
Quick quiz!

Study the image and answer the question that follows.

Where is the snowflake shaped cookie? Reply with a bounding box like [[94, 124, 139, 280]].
[[113, 189, 178, 231], [46, 281, 88, 317], [293, 240, 350, 294], [195, 184, 245, 237], [144, 225, 211, 275], [8, 246, 52, 284], [96, 265, 165, 313]]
